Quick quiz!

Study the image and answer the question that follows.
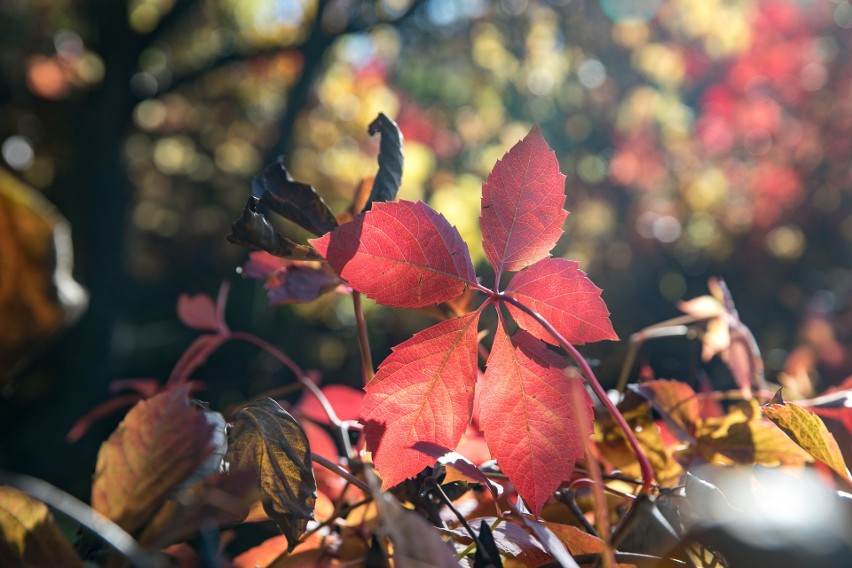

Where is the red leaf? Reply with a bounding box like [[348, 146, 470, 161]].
[[479, 324, 593, 515], [296, 384, 364, 425], [177, 293, 220, 332], [361, 311, 481, 488], [310, 200, 477, 308], [480, 127, 568, 276], [506, 258, 617, 346]]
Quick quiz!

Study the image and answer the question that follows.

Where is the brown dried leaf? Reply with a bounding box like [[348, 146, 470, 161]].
[[226, 398, 317, 551], [253, 159, 338, 237], [228, 197, 322, 260], [694, 400, 812, 467], [762, 390, 852, 482], [91, 385, 218, 534], [0, 168, 87, 383], [0, 486, 83, 567]]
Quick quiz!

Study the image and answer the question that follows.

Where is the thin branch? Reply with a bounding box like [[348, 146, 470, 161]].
[[310, 452, 371, 494], [427, 478, 495, 566], [0, 471, 165, 568]]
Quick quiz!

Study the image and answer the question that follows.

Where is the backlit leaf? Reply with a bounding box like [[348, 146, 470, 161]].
[[253, 158, 338, 237], [694, 400, 812, 467], [362, 311, 481, 488], [0, 167, 87, 383], [630, 380, 700, 438], [506, 258, 617, 346], [0, 486, 83, 567], [229, 197, 323, 260], [310, 200, 477, 308], [91, 385, 218, 534], [296, 384, 363, 425], [365, 113, 404, 211], [762, 390, 851, 482], [480, 127, 567, 275], [226, 398, 317, 551], [479, 324, 593, 515]]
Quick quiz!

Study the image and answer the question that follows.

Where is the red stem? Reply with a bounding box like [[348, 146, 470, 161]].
[[485, 287, 655, 494], [352, 291, 375, 385]]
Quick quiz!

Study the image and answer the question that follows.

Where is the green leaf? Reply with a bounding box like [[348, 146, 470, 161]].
[[226, 398, 317, 551], [0, 486, 83, 567], [762, 390, 852, 483]]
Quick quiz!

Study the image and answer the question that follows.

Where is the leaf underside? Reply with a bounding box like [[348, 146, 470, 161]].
[[365, 113, 404, 211], [228, 197, 322, 260], [311, 200, 477, 308]]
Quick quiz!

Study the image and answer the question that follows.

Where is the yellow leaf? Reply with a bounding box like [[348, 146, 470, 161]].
[[762, 391, 852, 483], [0, 486, 83, 567]]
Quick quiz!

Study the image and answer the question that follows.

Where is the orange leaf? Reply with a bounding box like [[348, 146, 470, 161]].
[[91, 386, 219, 534], [0, 486, 83, 567]]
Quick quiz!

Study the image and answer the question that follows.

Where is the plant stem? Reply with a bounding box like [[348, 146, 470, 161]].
[[614, 324, 690, 392], [494, 292, 655, 495], [352, 291, 375, 385], [311, 452, 372, 493], [428, 478, 495, 566]]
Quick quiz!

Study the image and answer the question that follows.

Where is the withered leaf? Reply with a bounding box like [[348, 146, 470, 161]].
[[594, 400, 683, 488], [694, 400, 812, 467], [253, 158, 338, 237], [0, 167, 87, 384], [137, 468, 257, 548], [365, 113, 404, 211], [226, 398, 317, 551], [443, 517, 551, 567], [762, 390, 851, 482], [0, 486, 84, 567], [91, 385, 218, 534], [228, 197, 322, 260]]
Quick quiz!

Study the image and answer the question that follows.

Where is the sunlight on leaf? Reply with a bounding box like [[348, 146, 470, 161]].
[[762, 390, 852, 483], [226, 398, 317, 551], [91, 385, 219, 535], [0, 486, 83, 567]]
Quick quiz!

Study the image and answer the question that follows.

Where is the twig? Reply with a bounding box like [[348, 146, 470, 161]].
[[427, 478, 496, 566], [310, 452, 371, 494]]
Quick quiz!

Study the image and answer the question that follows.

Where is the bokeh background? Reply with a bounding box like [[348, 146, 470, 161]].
[[1, 0, 850, 500]]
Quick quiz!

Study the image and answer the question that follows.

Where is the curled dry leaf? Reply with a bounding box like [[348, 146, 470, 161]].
[[91, 385, 219, 535], [253, 158, 339, 237], [762, 390, 852, 483], [0, 486, 83, 567], [365, 113, 404, 211], [226, 398, 317, 551], [229, 196, 323, 260]]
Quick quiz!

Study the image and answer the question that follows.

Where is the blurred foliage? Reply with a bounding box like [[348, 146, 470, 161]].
[[0, 0, 850, 496]]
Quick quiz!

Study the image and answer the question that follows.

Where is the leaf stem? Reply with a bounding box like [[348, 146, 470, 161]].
[[494, 292, 655, 494], [310, 452, 372, 493], [352, 291, 375, 385], [427, 478, 495, 566]]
